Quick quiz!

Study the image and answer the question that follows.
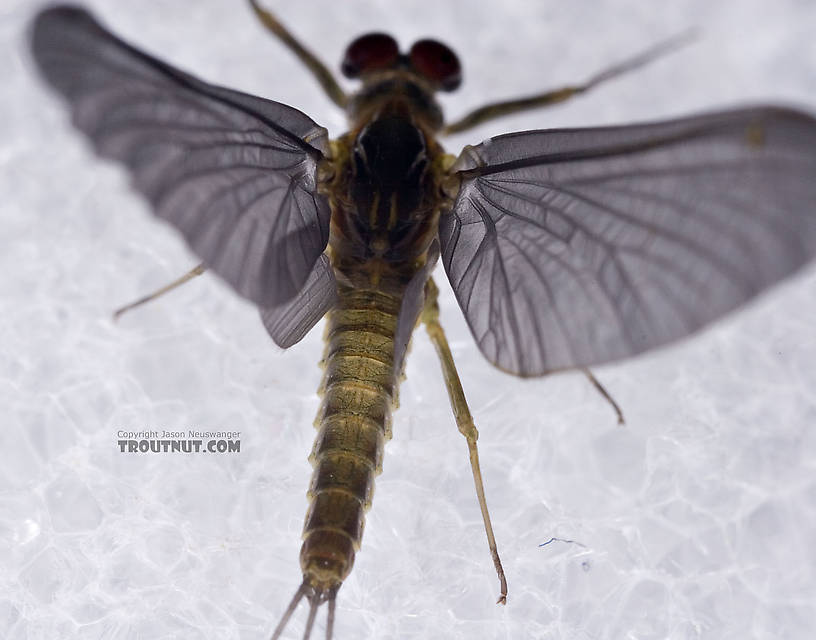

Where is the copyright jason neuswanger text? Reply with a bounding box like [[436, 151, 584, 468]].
[[116, 429, 241, 453]]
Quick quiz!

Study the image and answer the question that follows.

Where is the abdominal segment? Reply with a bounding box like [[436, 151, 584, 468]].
[[302, 287, 402, 589]]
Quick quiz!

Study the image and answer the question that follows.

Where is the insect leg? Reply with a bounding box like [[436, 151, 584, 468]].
[[112, 263, 206, 322], [443, 29, 697, 135], [582, 369, 625, 425], [248, 0, 348, 108], [421, 278, 508, 604]]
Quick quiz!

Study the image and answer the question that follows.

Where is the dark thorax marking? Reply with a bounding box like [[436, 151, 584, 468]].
[[350, 114, 430, 257]]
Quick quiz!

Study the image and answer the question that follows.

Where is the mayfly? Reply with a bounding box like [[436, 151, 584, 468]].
[[30, 2, 816, 638]]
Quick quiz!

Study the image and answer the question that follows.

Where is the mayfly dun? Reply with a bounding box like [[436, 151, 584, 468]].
[[28, 2, 816, 638]]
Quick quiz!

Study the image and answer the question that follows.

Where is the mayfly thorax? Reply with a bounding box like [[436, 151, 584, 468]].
[[29, 2, 816, 638]]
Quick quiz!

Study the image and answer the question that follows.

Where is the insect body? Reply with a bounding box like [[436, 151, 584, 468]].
[[30, 3, 816, 639], [297, 41, 450, 615]]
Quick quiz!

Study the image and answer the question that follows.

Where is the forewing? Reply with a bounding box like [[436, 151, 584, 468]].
[[440, 107, 816, 375], [259, 254, 337, 348], [31, 7, 331, 306]]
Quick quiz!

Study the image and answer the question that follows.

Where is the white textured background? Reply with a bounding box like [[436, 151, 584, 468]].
[[2, 1, 816, 639]]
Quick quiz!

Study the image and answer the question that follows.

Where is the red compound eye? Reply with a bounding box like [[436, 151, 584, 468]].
[[341, 33, 399, 78], [409, 39, 461, 91]]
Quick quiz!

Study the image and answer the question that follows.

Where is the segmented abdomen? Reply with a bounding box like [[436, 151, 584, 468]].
[[301, 287, 402, 590]]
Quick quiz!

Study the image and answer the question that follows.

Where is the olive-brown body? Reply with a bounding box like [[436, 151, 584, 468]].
[[299, 73, 447, 592]]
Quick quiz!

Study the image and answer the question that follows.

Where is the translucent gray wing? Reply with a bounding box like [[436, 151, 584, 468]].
[[394, 240, 440, 374], [259, 253, 337, 348], [31, 6, 331, 307], [440, 107, 816, 376]]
